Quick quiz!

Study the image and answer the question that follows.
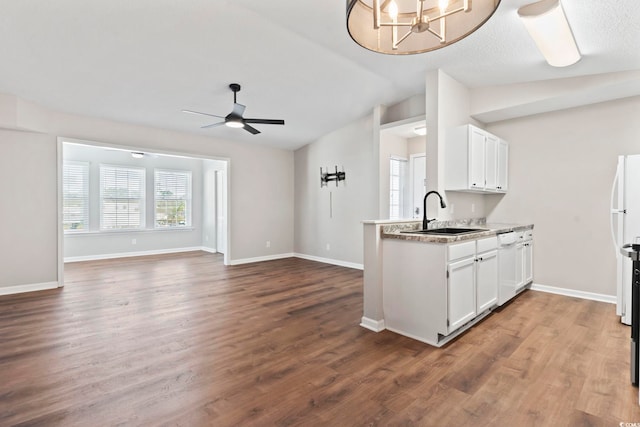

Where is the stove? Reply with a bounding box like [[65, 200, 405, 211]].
[[621, 243, 640, 387]]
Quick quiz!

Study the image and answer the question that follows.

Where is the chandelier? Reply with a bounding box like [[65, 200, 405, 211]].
[[346, 0, 501, 55]]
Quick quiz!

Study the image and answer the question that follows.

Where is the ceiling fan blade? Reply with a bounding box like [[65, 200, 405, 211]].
[[232, 103, 246, 117], [243, 124, 261, 135], [201, 122, 225, 129], [182, 109, 225, 119], [244, 118, 285, 125]]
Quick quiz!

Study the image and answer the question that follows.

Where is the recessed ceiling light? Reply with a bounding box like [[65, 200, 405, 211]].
[[131, 152, 144, 159]]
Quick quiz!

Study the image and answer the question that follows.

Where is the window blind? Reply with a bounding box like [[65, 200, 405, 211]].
[[63, 161, 90, 231], [100, 165, 145, 230], [155, 169, 192, 228], [389, 157, 407, 220]]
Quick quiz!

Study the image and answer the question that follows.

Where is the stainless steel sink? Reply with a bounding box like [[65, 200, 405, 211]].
[[401, 227, 485, 235]]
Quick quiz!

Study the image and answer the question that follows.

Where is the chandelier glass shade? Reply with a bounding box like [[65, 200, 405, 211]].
[[346, 0, 501, 55]]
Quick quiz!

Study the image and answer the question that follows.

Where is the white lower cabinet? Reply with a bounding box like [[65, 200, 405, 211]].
[[447, 256, 476, 333], [523, 232, 533, 285], [382, 235, 501, 347], [515, 239, 524, 290], [476, 249, 498, 313], [446, 237, 498, 334]]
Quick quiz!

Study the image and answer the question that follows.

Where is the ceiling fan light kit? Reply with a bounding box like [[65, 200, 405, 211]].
[[517, 0, 580, 67], [182, 83, 285, 135], [346, 0, 501, 54]]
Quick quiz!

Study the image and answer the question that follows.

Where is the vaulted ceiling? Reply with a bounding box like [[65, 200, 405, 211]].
[[0, 0, 638, 150]]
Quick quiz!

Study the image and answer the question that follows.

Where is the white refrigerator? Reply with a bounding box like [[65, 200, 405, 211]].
[[611, 154, 640, 326]]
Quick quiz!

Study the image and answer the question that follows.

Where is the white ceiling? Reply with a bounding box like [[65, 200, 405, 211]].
[[0, 0, 638, 150]]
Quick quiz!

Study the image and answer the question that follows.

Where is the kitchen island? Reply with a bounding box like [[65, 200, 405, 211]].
[[361, 218, 534, 346]]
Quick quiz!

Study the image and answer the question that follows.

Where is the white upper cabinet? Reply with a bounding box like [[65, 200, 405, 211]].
[[484, 134, 498, 191], [497, 140, 508, 192], [445, 124, 508, 194]]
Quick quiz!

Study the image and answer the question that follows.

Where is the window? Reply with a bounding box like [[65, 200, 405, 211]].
[[154, 169, 192, 228], [100, 165, 145, 230], [389, 157, 407, 220], [63, 161, 90, 231]]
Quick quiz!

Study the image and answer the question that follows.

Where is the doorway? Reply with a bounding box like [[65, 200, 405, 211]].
[[379, 116, 427, 219], [57, 138, 230, 286]]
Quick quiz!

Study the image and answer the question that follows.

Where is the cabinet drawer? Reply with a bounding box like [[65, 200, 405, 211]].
[[524, 230, 533, 241], [448, 241, 476, 262], [476, 236, 497, 253], [515, 231, 525, 242]]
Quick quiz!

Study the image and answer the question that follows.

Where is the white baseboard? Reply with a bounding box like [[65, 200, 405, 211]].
[[360, 317, 385, 332], [227, 253, 295, 266], [64, 246, 205, 263], [530, 283, 616, 304], [294, 253, 364, 270], [0, 281, 60, 296], [200, 246, 219, 254]]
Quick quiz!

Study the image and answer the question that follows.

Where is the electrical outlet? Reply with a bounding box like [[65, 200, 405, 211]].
[[471, 203, 476, 213], [266, 241, 271, 248], [131, 238, 137, 245], [450, 203, 454, 214], [326, 243, 330, 251]]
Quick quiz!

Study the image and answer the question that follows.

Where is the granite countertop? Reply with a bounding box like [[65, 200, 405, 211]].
[[381, 219, 534, 244]]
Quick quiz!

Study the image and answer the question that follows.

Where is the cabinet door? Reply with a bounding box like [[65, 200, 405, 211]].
[[515, 242, 525, 290], [497, 140, 508, 192], [469, 128, 486, 190], [524, 241, 533, 284], [485, 134, 498, 191], [476, 249, 498, 313], [448, 257, 476, 333]]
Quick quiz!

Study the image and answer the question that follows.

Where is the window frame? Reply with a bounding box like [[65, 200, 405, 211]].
[[62, 161, 90, 233], [154, 168, 192, 229], [99, 164, 146, 231], [389, 156, 407, 220]]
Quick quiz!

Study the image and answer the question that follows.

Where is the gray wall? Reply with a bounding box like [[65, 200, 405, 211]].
[[63, 143, 205, 259], [294, 115, 377, 265], [0, 130, 58, 288], [486, 96, 640, 296]]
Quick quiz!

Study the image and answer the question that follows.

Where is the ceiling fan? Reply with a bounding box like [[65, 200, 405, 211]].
[[182, 83, 285, 135]]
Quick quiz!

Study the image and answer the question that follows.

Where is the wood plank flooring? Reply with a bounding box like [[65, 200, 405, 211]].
[[0, 251, 638, 426]]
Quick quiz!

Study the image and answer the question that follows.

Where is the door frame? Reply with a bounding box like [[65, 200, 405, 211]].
[[57, 137, 231, 288]]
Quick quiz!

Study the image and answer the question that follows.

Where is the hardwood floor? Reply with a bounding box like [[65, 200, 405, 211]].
[[0, 251, 638, 426]]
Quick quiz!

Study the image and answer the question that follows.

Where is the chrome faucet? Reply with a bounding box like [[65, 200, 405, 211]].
[[423, 190, 447, 229]]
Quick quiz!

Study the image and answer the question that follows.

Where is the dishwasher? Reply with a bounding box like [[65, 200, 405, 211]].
[[498, 231, 517, 305]]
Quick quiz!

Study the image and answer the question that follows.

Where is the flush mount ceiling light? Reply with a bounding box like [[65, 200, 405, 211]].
[[346, 0, 501, 55], [131, 152, 144, 159], [413, 126, 427, 135], [517, 0, 580, 67]]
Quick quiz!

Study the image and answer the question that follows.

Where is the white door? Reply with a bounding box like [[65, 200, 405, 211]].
[[410, 153, 426, 219], [476, 250, 498, 313], [448, 257, 476, 333], [497, 140, 508, 191], [215, 170, 227, 254], [484, 135, 498, 191], [515, 242, 525, 290], [469, 128, 486, 190], [524, 242, 533, 284]]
